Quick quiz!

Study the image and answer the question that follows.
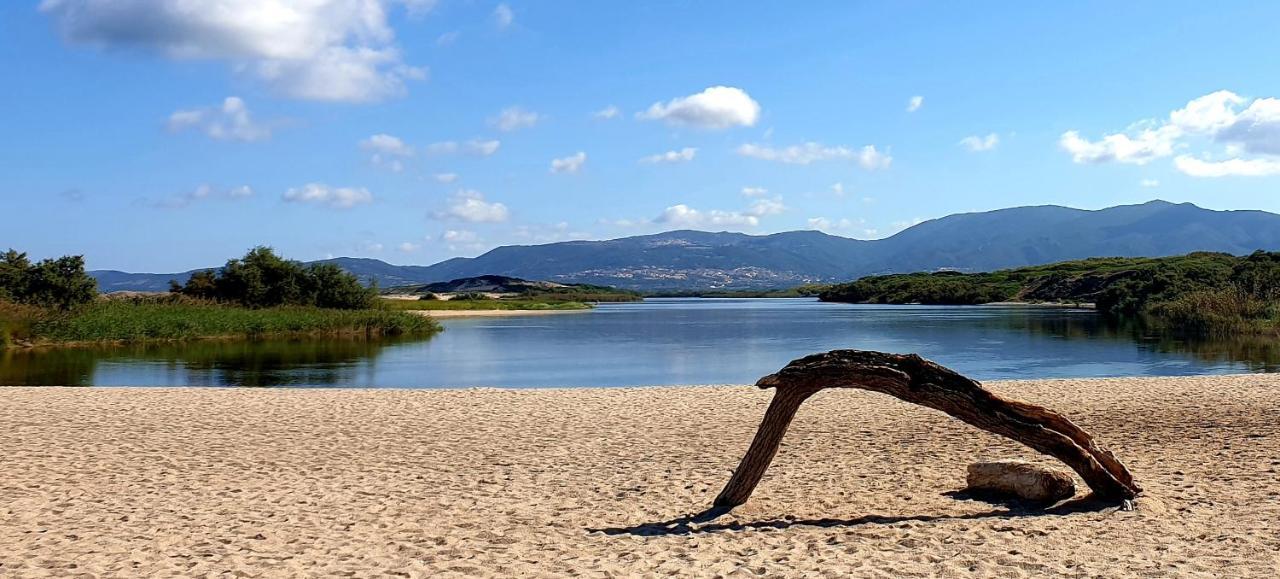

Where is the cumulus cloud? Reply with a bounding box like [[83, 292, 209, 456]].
[[640, 147, 697, 164], [907, 96, 924, 113], [1140, 178, 1160, 188], [1062, 90, 1280, 175], [740, 186, 768, 198], [41, 0, 426, 103], [434, 173, 459, 183], [639, 86, 760, 129], [436, 31, 460, 46], [432, 190, 509, 222], [167, 97, 270, 141], [959, 133, 999, 152], [593, 105, 620, 120], [282, 183, 373, 209], [737, 142, 892, 169], [397, 241, 421, 252], [493, 3, 514, 29], [550, 152, 587, 174], [1173, 155, 1280, 177], [440, 229, 486, 253], [651, 197, 785, 229], [359, 133, 414, 171], [489, 107, 541, 132], [152, 184, 253, 209]]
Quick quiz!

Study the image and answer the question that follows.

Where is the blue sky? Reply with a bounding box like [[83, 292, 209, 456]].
[[3, 1, 1280, 272]]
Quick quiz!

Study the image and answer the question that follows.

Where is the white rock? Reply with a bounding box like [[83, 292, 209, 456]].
[[966, 460, 1076, 502]]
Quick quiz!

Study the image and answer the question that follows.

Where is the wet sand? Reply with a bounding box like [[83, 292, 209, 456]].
[[3, 375, 1279, 577]]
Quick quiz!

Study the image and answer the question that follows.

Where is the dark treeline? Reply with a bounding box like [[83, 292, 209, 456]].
[[172, 246, 376, 310], [819, 251, 1280, 335], [0, 250, 98, 310]]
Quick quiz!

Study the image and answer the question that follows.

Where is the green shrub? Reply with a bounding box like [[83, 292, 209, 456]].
[[0, 249, 98, 310], [173, 246, 375, 310]]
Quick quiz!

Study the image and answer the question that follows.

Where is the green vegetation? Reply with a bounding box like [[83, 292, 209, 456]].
[[4, 295, 440, 348], [819, 251, 1280, 335], [172, 246, 376, 309], [2, 247, 440, 349], [1, 249, 98, 310], [516, 283, 642, 303], [646, 284, 830, 298], [382, 298, 592, 311]]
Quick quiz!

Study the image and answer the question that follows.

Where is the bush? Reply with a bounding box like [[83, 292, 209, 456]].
[[0, 249, 98, 310], [172, 247, 375, 310]]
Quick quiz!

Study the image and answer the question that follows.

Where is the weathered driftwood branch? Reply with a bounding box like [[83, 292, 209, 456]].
[[714, 350, 1140, 509]]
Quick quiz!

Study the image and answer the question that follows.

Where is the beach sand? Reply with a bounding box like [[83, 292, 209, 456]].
[[3, 375, 1279, 577]]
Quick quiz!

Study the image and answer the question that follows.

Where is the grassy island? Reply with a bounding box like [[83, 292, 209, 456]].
[[818, 251, 1280, 336]]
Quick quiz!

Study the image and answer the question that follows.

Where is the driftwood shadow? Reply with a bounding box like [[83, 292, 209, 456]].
[[590, 494, 1118, 537]]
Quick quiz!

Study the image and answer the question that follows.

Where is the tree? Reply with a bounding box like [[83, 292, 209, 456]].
[[172, 247, 375, 309], [0, 250, 98, 310]]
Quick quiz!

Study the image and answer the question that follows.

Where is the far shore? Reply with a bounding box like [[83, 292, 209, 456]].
[[407, 308, 594, 318]]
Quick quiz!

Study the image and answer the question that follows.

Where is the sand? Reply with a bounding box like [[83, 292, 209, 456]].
[[3, 375, 1279, 578]]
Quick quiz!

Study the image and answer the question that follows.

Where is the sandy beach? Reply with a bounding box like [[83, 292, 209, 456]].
[[3, 375, 1279, 578]]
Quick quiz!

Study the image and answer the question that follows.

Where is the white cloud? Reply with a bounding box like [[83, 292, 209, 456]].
[[489, 107, 541, 132], [1173, 155, 1280, 177], [640, 147, 697, 164], [152, 183, 253, 209], [639, 86, 760, 129], [1058, 126, 1177, 165], [907, 96, 924, 113], [360, 133, 413, 156], [282, 183, 373, 209], [550, 151, 587, 174], [740, 186, 768, 198], [493, 3, 514, 29], [167, 97, 270, 141], [432, 190, 509, 222], [1060, 90, 1280, 174], [467, 139, 501, 156], [41, 0, 426, 103], [737, 142, 892, 169], [830, 182, 845, 197], [441, 229, 486, 253], [746, 198, 786, 217], [656, 204, 759, 227], [959, 133, 999, 152], [359, 133, 414, 171], [434, 173, 458, 183], [397, 241, 421, 252], [593, 105, 620, 120], [1140, 178, 1160, 188]]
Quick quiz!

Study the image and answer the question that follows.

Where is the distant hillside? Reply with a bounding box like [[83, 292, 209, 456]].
[[392, 275, 642, 302], [91, 200, 1280, 291]]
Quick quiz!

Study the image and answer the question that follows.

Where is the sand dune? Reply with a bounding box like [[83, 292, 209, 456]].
[[3, 375, 1279, 577]]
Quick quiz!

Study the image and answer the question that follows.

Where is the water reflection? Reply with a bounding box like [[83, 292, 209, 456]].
[[0, 299, 1275, 388], [0, 337, 412, 387]]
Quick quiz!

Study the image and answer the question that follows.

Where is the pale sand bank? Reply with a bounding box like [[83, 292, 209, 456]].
[[3, 375, 1279, 577], [408, 308, 591, 318]]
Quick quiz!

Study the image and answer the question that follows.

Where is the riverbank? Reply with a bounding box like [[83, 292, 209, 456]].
[[3, 375, 1278, 577], [408, 308, 594, 318]]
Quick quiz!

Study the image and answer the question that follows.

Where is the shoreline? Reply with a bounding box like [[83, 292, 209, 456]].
[[3, 375, 1279, 576], [407, 308, 593, 318]]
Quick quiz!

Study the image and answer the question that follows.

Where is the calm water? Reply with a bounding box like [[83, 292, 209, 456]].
[[3, 298, 1277, 387]]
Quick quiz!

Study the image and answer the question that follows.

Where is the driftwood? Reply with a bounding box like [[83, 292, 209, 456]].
[[713, 350, 1141, 509]]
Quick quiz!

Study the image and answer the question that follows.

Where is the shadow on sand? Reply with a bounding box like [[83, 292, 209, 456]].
[[588, 493, 1122, 537]]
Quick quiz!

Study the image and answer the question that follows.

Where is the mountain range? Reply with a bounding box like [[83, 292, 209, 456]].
[[91, 201, 1280, 292]]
